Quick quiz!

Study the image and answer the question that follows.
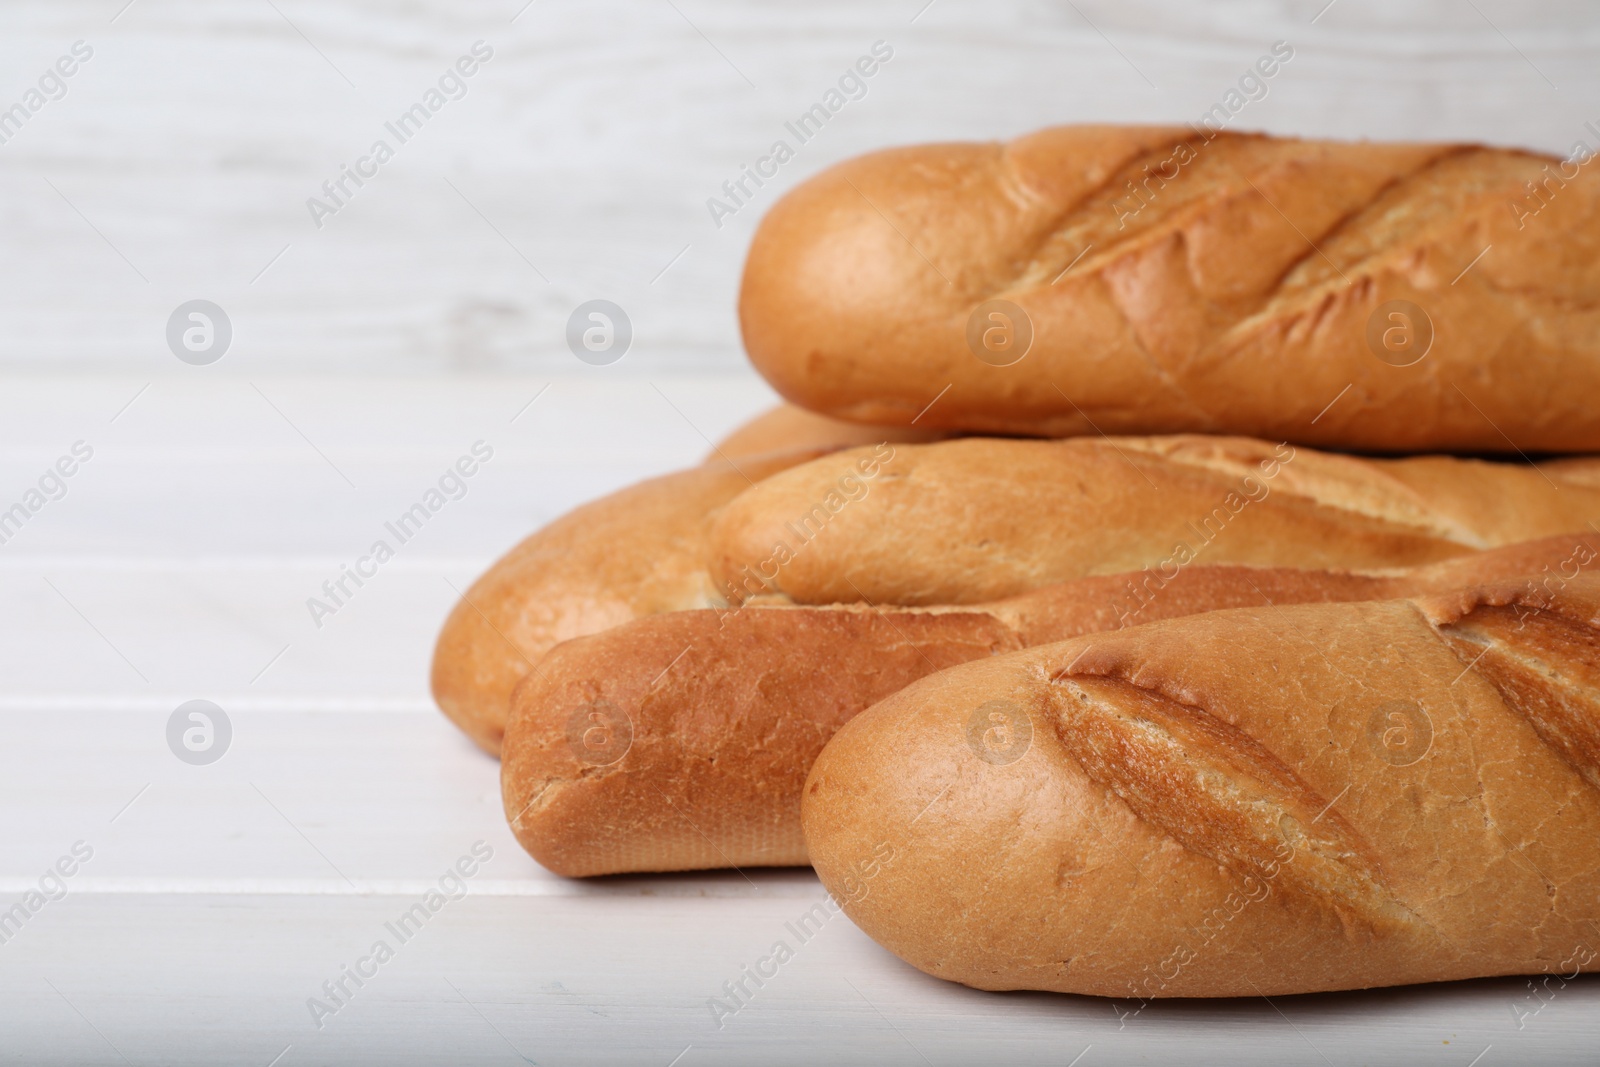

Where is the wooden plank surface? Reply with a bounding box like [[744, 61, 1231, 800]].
[[3, 374, 1598, 1065], [3, 0, 1600, 1062]]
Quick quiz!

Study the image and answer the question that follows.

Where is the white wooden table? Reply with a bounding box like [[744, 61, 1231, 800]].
[[3, 1, 1599, 1063]]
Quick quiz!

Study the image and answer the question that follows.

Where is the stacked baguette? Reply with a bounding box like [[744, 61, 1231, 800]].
[[804, 573, 1600, 996], [433, 126, 1600, 998], [740, 127, 1600, 451], [503, 533, 1600, 879]]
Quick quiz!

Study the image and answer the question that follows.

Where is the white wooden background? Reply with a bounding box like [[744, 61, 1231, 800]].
[[3, 1, 1599, 1063]]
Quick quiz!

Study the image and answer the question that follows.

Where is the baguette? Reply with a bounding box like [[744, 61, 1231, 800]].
[[801, 574, 1600, 997], [710, 435, 1600, 606], [447, 429, 1600, 753], [740, 126, 1600, 452], [501, 534, 1599, 876], [431, 449, 820, 754]]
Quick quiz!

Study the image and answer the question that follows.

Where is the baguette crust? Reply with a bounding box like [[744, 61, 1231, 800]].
[[435, 406, 940, 754], [502, 606, 1017, 877], [710, 436, 1600, 605], [431, 451, 817, 754], [801, 577, 1600, 997], [740, 126, 1600, 451], [502, 534, 1600, 877], [710, 403, 945, 460]]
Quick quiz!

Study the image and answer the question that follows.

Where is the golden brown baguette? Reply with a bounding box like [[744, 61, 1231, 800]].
[[431, 450, 819, 755], [801, 574, 1600, 997], [711, 435, 1600, 606], [740, 125, 1600, 452], [501, 534, 1599, 876], [710, 402, 945, 461], [445, 429, 1600, 753], [503, 606, 1017, 876]]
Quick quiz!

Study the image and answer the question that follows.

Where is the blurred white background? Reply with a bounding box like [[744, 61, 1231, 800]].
[[1, 0, 1597, 371], [2, 2, 1598, 1064]]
